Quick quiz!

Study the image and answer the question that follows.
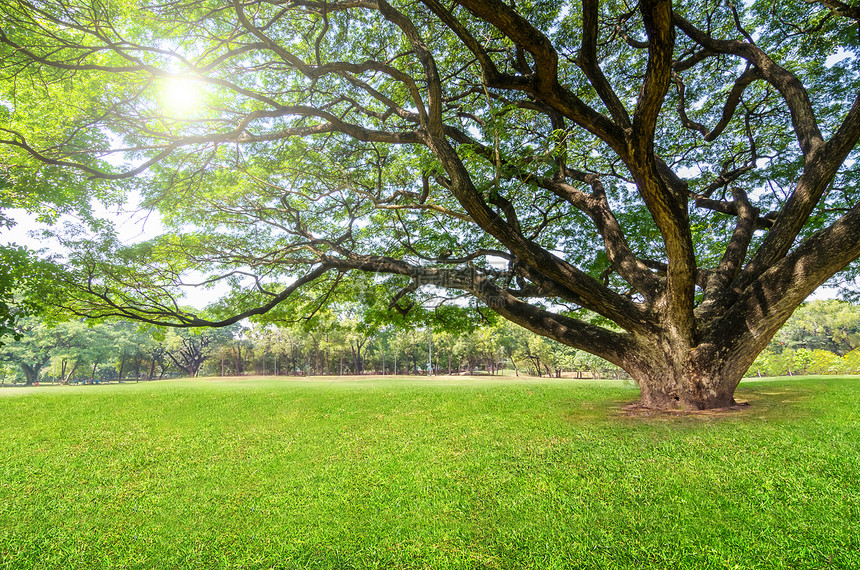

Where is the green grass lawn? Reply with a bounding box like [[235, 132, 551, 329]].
[[1, 375, 858, 569]]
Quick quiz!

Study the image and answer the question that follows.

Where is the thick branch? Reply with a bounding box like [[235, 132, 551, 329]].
[[322, 251, 638, 365], [693, 195, 774, 230], [444, 124, 660, 298], [455, 0, 557, 94], [543, 176, 661, 298], [673, 13, 825, 158], [634, 0, 675, 149], [704, 200, 860, 364], [578, 0, 631, 128], [743, 94, 860, 281], [674, 65, 764, 141], [631, 0, 697, 344], [702, 187, 759, 299], [471, 279, 636, 367], [451, 0, 626, 150], [374, 0, 443, 134], [64, 264, 334, 328], [420, 0, 520, 90]]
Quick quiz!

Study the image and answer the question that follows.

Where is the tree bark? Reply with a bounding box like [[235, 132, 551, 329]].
[[21, 362, 43, 386]]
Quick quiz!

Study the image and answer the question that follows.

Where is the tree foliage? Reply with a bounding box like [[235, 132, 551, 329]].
[[2, 0, 860, 408], [749, 300, 860, 376], [772, 299, 860, 355]]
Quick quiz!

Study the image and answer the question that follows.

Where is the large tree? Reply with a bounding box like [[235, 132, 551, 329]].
[[1, 0, 859, 408]]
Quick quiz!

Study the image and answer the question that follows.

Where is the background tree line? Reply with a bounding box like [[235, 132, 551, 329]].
[[748, 300, 860, 377], [3, 300, 859, 386], [0, 302, 626, 385]]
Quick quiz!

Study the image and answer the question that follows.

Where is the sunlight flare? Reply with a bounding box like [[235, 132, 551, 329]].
[[161, 76, 201, 116]]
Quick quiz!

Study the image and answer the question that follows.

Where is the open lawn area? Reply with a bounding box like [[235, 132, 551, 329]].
[[1, 375, 858, 569]]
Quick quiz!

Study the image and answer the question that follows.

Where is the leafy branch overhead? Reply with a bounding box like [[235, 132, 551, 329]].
[[1, 0, 859, 409]]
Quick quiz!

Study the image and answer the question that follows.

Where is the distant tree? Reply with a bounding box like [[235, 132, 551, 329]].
[[0, 245, 35, 344], [431, 330, 455, 375], [344, 316, 376, 375], [773, 300, 860, 356], [0, 317, 59, 385], [40, 320, 128, 383], [574, 351, 624, 379], [808, 349, 840, 375], [748, 350, 775, 378], [841, 349, 860, 375], [547, 343, 580, 378], [143, 340, 169, 381], [108, 321, 148, 381], [164, 326, 237, 377], [0, 317, 116, 384], [791, 349, 815, 376], [518, 332, 555, 377], [391, 328, 431, 375]]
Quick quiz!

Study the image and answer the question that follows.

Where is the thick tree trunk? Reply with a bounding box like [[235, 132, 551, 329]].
[[313, 341, 320, 375], [627, 339, 756, 410], [65, 360, 80, 384], [529, 355, 541, 377], [635, 371, 738, 410], [21, 363, 41, 386]]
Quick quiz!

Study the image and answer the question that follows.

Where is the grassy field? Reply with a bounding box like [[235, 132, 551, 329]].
[[1, 375, 858, 569]]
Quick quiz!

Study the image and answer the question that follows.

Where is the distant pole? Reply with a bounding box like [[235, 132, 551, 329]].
[[382, 350, 385, 375], [394, 352, 397, 376], [428, 324, 433, 376]]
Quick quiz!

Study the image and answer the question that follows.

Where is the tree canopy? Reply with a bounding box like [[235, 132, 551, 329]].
[[1, 0, 859, 408]]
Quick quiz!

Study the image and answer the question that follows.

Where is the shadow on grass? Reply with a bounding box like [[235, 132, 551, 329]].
[[608, 376, 851, 424]]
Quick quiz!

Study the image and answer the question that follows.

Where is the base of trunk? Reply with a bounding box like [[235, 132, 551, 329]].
[[635, 369, 740, 411], [639, 388, 736, 410]]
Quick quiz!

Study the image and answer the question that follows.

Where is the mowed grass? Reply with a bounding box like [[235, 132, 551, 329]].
[[1, 375, 858, 569]]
